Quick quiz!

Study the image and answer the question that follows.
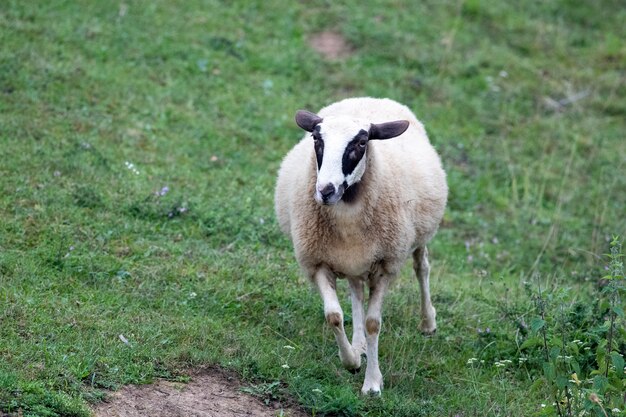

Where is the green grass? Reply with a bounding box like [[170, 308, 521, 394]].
[[1, 0, 625, 416]]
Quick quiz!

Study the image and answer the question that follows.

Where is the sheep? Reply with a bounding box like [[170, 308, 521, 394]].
[[274, 97, 447, 395]]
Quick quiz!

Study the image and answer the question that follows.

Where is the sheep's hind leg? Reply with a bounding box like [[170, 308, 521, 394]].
[[413, 246, 437, 335], [314, 268, 361, 371], [347, 278, 367, 361], [361, 279, 388, 395]]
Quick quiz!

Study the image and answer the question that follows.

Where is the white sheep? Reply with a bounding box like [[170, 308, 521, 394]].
[[274, 97, 447, 395]]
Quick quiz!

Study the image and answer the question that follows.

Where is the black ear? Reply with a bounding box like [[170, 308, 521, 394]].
[[369, 120, 410, 140], [295, 110, 323, 132]]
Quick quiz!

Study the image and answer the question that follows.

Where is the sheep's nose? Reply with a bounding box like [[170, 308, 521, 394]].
[[319, 183, 335, 200]]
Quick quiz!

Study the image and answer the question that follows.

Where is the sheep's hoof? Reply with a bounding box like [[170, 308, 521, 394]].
[[348, 366, 361, 374], [420, 320, 437, 336], [420, 327, 437, 336], [340, 347, 363, 371], [361, 376, 383, 396], [361, 387, 382, 396]]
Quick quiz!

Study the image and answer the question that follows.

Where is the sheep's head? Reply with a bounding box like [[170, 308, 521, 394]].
[[295, 110, 409, 205]]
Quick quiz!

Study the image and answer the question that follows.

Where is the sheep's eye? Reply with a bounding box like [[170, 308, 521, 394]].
[[358, 139, 367, 148]]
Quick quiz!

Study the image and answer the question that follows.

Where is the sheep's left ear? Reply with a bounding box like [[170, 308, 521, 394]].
[[369, 120, 410, 140], [295, 110, 323, 132]]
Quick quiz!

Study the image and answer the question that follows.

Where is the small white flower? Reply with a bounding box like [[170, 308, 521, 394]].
[[124, 161, 140, 175], [611, 408, 620, 413], [312, 388, 322, 394], [541, 404, 546, 408], [494, 359, 510, 368], [189, 292, 197, 299], [281, 364, 290, 369], [467, 357, 478, 365], [499, 70, 508, 78]]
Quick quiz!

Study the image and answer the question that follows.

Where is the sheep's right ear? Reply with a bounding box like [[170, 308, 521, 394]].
[[295, 110, 323, 132], [369, 120, 410, 140]]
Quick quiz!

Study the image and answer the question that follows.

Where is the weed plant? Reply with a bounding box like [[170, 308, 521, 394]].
[[462, 238, 625, 417], [522, 236, 625, 416]]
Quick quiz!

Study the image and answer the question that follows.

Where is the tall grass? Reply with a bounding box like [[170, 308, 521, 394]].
[[1, 0, 625, 415]]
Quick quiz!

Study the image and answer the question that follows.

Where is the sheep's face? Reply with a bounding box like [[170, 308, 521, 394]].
[[296, 110, 409, 205]]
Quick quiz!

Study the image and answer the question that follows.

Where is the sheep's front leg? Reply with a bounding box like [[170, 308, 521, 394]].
[[362, 279, 388, 395], [347, 278, 366, 358], [413, 246, 436, 334], [314, 268, 361, 371]]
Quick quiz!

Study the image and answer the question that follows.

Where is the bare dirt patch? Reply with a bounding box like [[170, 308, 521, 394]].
[[93, 368, 309, 417], [308, 31, 353, 60]]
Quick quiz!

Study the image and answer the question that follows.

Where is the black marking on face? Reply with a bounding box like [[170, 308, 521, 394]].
[[312, 126, 324, 169], [341, 180, 360, 204], [342, 129, 368, 176]]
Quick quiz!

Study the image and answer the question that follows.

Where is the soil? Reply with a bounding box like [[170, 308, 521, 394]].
[[308, 31, 353, 60], [93, 368, 309, 417]]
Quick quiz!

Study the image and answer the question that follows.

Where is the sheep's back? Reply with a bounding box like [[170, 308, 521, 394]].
[[318, 97, 422, 129]]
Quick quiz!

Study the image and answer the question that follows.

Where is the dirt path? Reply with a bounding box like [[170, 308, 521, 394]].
[[93, 369, 309, 417]]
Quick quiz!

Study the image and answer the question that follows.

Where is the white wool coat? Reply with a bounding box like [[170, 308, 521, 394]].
[[275, 97, 448, 280]]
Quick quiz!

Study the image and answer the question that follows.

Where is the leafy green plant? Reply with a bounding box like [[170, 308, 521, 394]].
[[523, 237, 625, 417], [240, 381, 282, 405]]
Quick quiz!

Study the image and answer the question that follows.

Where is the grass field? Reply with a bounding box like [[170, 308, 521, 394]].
[[1, 1, 625, 416]]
